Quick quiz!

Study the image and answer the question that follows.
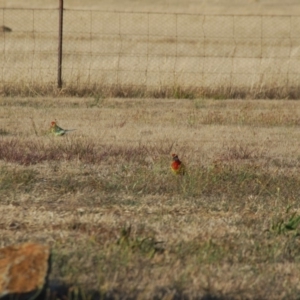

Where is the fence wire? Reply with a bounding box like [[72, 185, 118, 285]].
[[0, 9, 58, 85], [1, 8, 300, 92]]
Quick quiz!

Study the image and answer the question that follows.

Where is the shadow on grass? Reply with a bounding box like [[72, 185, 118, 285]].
[[42, 281, 231, 300]]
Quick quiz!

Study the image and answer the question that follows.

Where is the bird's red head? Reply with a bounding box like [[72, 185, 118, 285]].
[[51, 121, 56, 127]]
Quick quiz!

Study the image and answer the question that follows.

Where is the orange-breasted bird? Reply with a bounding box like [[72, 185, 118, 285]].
[[50, 121, 76, 136], [171, 153, 185, 175]]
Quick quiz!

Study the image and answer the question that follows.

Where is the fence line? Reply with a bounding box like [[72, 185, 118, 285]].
[[1, 7, 300, 95]]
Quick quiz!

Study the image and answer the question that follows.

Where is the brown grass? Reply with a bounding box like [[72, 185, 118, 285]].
[[2, 7, 300, 102], [1, 97, 300, 299], [1, 0, 300, 15], [3, 83, 300, 100]]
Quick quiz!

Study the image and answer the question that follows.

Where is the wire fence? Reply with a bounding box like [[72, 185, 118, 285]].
[[1, 8, 300, 96]]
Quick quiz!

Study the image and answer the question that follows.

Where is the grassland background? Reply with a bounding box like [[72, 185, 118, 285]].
[[1, 0, 300, 15], [1, 0, 300, 97], [1, 98, 300, 299], [1, 1, 300, 299]]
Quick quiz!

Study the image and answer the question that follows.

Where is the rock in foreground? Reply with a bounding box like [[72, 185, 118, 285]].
[[0, 243, 50, 299]]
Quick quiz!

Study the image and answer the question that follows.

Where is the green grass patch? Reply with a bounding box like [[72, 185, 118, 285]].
[[0, 167, 37, 192]]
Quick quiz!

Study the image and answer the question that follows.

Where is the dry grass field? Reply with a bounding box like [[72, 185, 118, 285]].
[[2, 0, 300, 97], [1, 1, 300, 299], [1, 97, 300, 299], [1, 0, 300, 15]]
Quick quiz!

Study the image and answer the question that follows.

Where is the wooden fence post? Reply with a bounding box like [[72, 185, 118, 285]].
[[58, 0, 63, 88]]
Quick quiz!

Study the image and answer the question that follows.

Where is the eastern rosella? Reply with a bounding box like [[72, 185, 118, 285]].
[[50, 121, 75, 136], [171, 153, 185, 175]]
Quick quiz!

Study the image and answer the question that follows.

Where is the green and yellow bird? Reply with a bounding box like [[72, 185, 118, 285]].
[[50, 121, 76, 136]]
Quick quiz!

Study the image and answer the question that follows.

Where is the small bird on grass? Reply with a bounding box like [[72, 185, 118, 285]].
[[50, 121, 76, 136], [171, 153, 185, 175]]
